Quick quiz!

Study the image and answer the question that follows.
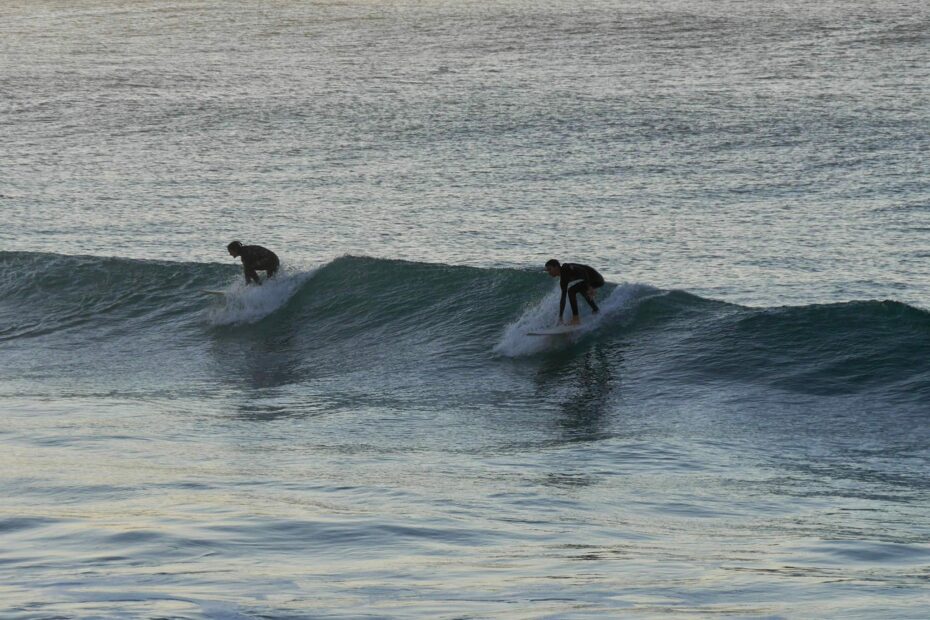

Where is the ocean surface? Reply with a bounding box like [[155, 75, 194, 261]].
[[2, 1, 930, 618]]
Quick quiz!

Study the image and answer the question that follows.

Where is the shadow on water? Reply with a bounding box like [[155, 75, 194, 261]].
[[230, 401, 306, 422], [533, 341, 621, 444], [207, 321, 395, 423], [206, 325, 324, 421], [210, 333, 307, 391]]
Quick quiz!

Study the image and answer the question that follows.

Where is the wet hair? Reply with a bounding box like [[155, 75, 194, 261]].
[[227, 240, 243, 253], [545, 259, 560, 269]]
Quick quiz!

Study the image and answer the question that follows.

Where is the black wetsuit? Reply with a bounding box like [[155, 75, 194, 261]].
[[238, 245, 279, 284], [558, 263, 605, 319]]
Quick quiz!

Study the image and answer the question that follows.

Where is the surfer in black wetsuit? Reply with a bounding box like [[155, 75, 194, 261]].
[[227, 241, 280, 285], [545, 259, 605, 325]]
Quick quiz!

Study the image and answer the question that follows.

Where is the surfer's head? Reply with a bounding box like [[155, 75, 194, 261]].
[[545, 259, 560, 277], [227, 240, 243, 258]]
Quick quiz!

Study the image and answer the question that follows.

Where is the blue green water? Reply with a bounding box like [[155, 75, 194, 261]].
[[2, 1, 930, 617]]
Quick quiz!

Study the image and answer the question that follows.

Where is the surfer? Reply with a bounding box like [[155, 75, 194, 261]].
[[227, 241, 280, 285], [545, 259, 604, 325]]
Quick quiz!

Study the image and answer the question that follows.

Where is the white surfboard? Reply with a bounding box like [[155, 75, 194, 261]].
[[200, 289, 227, 296], [527, 325, 584, 336]]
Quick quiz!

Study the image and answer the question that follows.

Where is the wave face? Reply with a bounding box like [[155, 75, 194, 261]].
[[2, 251, 929, 404]]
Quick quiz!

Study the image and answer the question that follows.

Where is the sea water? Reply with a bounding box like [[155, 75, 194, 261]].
[[2, 1, 929, 617]]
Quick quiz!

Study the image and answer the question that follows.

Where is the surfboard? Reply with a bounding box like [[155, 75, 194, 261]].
[[527, 325, 584, 336], [200, 289, 227, 296]]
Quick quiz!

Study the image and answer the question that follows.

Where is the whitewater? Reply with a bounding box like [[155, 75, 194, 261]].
[[3, 0, 930, 617]]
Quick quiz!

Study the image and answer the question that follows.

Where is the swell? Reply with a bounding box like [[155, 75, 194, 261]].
[[2, 251, 929, 399], [0, 251, 230, 342], [624, 292, 930, 399]]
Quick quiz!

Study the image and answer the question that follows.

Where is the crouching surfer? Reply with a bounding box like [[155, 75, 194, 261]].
[[227, 240, 280, 285], [544, 259, 604, 325]]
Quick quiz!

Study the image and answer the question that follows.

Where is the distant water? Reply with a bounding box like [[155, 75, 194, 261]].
[[2, 1, 930, 618]]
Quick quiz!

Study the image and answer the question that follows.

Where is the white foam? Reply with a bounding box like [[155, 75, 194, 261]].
[[207, 263, 320, 326], [493, 282, 652, 357]]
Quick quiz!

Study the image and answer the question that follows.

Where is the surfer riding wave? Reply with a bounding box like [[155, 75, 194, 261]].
[[545, 259, 604, 326], [227, 240, 279, 285]]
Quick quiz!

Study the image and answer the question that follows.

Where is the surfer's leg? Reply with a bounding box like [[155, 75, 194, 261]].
[[265, 258, 280, 279], [584, 286, 600, 313], [253, 257, 279, 282], [568, 282, 585, 317], [584, 274, 604, 313], [583, 282, 602, 313]]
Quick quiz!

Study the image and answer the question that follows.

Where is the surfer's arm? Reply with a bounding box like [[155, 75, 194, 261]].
[[243, 262, 260, 285]]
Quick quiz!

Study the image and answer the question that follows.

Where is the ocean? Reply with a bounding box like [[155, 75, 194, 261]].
[[2, 0, 929, 617]]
